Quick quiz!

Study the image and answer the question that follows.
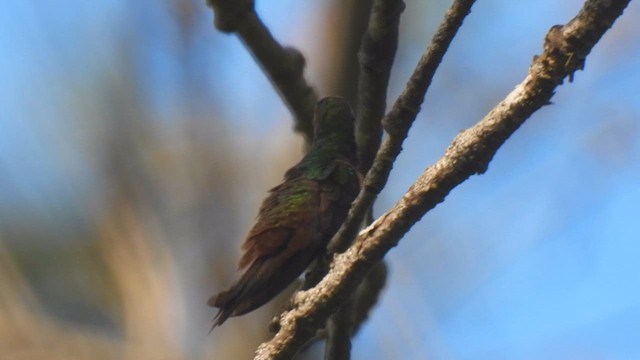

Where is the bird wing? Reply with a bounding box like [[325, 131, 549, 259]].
[[208, 176, 322, 324], [238, 176, 321, 270], [209, 160, 360, 326], [317, 159, 361, 236]]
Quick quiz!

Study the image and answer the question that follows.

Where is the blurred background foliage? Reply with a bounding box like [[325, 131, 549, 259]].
[[1, 0, 639, 359]]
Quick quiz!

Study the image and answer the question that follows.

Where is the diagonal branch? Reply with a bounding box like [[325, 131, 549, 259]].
[[254, 0, 631, 358], [206, 0, 317, 143]]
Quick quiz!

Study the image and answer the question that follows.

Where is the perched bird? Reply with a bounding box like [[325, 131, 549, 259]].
[[209, 97, 361, 327]]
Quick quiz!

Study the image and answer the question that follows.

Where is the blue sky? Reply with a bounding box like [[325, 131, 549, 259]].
[[1, 0, 639, 359]]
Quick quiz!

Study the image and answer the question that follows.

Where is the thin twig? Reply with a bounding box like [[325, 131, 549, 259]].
[[323, 300, 353, 360], [349, 260, 387, 336], [206, 0, 317, 143], [255, 0, 631, 358], [356, 0, 405, 174]]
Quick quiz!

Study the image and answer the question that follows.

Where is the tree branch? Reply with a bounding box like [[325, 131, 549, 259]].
[[254, 0, 631, 358], [323, 300, 352, 360], [356, 0, 405, 174], [206, 0, 317, 143], [349, 259, 387, 335]]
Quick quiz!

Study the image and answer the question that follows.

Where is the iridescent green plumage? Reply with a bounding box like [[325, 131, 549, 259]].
[[209, 97, 360, 327]]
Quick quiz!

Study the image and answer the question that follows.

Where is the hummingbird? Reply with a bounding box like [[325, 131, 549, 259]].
[[209, 97, 361, 327]]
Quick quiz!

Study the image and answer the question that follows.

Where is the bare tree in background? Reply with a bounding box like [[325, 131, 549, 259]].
[[205, 0, 633, 359]]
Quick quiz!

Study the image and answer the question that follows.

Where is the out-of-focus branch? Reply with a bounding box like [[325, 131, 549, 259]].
[[254, 0, 631, 358], [206, 0, 317, 143], [323, 0, 375, 105], [255, 1, 476, 358], [323, 301, 352, 360], [356, 0, 405, 174], [349, 259, 387, 335]]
